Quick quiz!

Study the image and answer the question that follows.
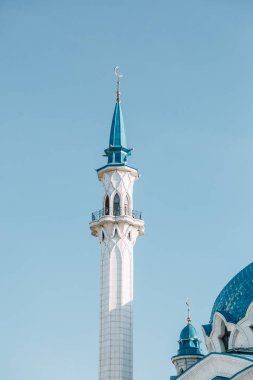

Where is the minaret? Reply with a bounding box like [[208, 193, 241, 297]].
[[90, 67, 144, 380], [171, 303, 204, 378]]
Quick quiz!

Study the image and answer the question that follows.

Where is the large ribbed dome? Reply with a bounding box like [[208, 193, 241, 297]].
[[210, 262, 253, 324]]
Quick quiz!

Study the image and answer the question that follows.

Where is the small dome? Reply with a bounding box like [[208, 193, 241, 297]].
[[172, 303, 204, 360], [176, 323, 203, 357], [180, 324, 198, 341]]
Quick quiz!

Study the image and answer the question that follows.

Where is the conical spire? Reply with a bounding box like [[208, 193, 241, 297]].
[[109, 102, 127, 148], [103, 67, 132, 166]]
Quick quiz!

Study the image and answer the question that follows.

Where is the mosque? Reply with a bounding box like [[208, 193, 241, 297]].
[[89, 69, 253, 380], [171, 262, 253, 379]]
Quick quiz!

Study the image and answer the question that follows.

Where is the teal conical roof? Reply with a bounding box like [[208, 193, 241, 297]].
[[109, 102, 127, 147], [104, 100, 132, 165]]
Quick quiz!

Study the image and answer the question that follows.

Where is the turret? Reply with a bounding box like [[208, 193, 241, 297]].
[[171, 303, 204, 378]]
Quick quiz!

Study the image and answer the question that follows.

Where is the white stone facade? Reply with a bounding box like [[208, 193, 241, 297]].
[[90, 165, 144, 380], [203, 302, 253, 353], [172, 355, 203, 376], [175, 353, 253, 379]]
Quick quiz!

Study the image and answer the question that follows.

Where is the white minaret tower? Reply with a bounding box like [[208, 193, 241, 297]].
[[90, 68, 144, 380]]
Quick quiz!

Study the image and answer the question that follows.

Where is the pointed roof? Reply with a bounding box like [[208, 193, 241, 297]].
[[109, 101, 127, 148], [103, 68, 132, 166]]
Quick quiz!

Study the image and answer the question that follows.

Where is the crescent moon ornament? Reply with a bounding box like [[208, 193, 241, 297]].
[[114, 66, 123, 79]]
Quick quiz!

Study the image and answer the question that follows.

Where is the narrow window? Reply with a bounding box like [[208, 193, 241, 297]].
[[105, 195, 110, 215], [102, 231, 105, 241], [221, 326, 230, 351], [124, 195, 130, 215], [113, 193, 120, 216], [114, 228, 120, 238]]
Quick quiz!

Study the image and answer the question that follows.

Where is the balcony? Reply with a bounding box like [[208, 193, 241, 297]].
[[91, 208, 142, 222]]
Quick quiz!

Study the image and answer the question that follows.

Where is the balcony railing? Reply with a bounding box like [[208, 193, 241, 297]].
[[91, 208, 142, 222]]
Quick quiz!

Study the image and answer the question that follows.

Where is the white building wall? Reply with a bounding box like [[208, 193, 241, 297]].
[[172, 356, 203, 375], [178, 354, 252, 380]]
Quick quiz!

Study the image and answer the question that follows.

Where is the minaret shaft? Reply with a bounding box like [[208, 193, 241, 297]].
[[90, 166, 144, 380], [99, 225, 134, 380]]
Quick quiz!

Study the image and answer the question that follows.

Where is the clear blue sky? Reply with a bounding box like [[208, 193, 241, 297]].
[[1, 1, 253, 379]]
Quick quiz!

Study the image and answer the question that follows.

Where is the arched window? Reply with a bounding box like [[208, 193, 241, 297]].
[[114, 228, 120, 238], [113, 193, 120, 216], [124, 195, 130, 215], [221, 325, 231, 351], [105, 195, 110, 215]]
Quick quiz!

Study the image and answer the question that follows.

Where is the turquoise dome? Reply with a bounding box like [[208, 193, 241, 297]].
[[211, 262, 253, 323], [180, 324, 198, 340], [203, 263, 253, 336], [175, 323, 203, 357]]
